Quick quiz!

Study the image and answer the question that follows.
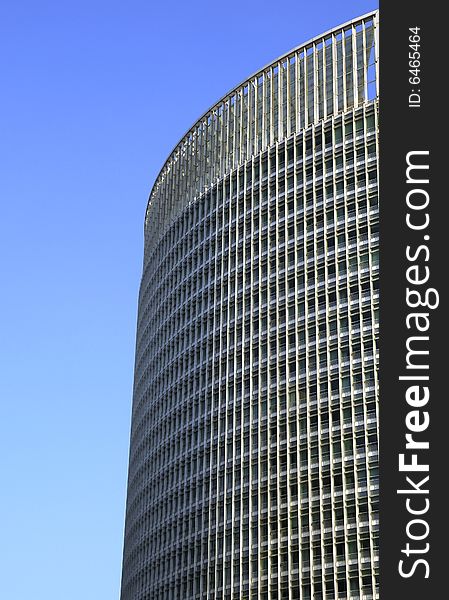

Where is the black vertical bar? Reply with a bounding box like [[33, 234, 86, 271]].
[[380, 3, 445, 598]]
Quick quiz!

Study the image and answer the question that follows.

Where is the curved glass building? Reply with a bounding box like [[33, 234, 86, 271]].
[[121, 11, 379, 600]]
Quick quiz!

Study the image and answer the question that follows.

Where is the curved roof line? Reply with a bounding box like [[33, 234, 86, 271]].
[[145, 10, 378, 224]]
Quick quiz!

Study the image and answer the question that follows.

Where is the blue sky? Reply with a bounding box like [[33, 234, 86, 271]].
[[0, 1, 377, 598]]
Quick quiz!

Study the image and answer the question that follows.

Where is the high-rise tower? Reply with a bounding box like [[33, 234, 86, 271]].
[[121, 12, 379, 600]]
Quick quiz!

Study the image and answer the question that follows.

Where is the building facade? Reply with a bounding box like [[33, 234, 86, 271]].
[[121, 12, 379, 600]]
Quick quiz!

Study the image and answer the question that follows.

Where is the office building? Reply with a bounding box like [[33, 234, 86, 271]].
[[121, 11, 379, 600]]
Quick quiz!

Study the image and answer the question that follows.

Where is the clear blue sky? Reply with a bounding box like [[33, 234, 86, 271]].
[[0, 1, 377, 598]]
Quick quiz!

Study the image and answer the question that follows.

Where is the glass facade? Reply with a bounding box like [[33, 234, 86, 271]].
[[121, 12, 379, 600]]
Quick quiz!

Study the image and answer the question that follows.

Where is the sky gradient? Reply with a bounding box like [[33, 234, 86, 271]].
[[0, 1, 378, 598]]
